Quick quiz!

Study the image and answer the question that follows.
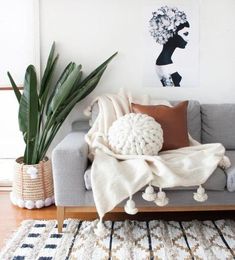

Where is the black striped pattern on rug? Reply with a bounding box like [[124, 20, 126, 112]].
[[1, 219, 235, 260]]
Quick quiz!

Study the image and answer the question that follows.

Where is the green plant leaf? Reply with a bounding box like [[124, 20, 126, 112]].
[[50, 65, 82, 113], [46, 62, 76, 116], [78, 66, 107, 99], [39, 42, 57, 98], [40, 54, 59, 107], [39, 122, 62, 160], [7, 72, 21, 103], [67, 65, 82, 95], [38, 62, 110, 156], [54, 66, 107, 126], [19, 65, 39, 163]]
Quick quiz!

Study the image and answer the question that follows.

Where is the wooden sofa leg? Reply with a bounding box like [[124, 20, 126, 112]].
[[57, 206, 65, 233]]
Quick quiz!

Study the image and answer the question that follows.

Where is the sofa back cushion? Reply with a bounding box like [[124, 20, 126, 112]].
[[89, 99, 201, 143], [72, 120, 90, 132], [201, 104, 235, 149], [171, 100, 201, 143]]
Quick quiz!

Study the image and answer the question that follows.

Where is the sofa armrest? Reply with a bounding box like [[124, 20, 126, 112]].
[[52, 132, 88, 206]]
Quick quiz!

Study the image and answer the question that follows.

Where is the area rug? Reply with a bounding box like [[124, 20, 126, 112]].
[[1, 219, 235, 260]]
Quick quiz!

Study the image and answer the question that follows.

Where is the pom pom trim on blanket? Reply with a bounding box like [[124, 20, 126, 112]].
[[142, 184, 157, 201]]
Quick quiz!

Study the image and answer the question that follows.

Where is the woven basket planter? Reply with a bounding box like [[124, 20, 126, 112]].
[[10, 157, 54, 209]]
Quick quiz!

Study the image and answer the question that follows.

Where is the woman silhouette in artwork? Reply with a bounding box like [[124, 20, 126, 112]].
[[149, 6, 190, 87]]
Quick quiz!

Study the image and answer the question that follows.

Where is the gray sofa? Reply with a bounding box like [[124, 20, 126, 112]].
[[52, 100, 235, 231]]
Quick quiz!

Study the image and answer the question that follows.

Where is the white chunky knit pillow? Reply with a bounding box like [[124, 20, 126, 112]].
[[108, 113, 163, 155]]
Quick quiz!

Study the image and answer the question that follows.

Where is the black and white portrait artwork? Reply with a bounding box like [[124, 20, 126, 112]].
[[143, 1, 199, 88]]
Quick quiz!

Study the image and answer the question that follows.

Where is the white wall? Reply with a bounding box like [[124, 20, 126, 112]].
[[39, 0, 235, 148]]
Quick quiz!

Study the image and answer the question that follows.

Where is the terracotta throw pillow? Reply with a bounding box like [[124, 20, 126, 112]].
[[131, 101, 189, 151]]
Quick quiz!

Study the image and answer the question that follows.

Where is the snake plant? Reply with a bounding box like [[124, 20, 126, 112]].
[[8, 43, 117, 164]]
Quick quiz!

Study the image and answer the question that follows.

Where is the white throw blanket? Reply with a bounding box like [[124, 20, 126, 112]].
[[85, 92, 230, 235]]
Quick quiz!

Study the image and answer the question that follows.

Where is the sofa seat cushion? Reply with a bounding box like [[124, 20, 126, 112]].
[[201, 104, 235, 149], [84, 166, 226, 191], [225, 151, 235, 192], [199, 167, 226, 191]]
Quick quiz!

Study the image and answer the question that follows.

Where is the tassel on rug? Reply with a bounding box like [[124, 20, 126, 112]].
[[142, 183, 157, 201], [193, 185, 208, 202], [124, 196, 138, 215], [154, 188, 169, 206]]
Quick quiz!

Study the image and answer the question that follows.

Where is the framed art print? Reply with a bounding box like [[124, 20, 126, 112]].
[[143, 0, 199, 88]]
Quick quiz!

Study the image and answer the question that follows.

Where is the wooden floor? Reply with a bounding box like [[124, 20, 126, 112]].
[[1, 191, 235, 250]]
